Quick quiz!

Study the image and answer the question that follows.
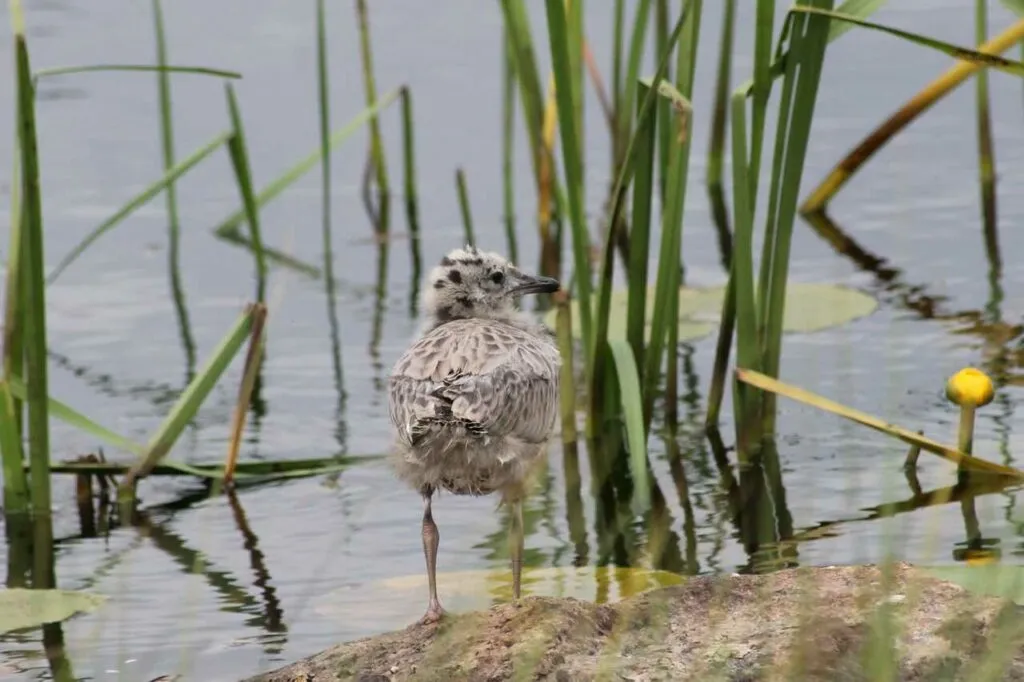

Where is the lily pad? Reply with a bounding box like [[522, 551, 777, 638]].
[[316, 565, 683, 627], [0, 588, 107, 634], [543, 282, 878, 342], [925, 564, 1024, 605]]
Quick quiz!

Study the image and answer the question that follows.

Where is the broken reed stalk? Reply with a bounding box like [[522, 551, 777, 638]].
[[223, 303, 269, 487], [800, 17, 1024, 217]]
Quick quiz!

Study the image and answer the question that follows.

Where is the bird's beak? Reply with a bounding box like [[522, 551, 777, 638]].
[[512, 274, 561, 295]]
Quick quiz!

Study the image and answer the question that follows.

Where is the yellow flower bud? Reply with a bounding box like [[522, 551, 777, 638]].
[[945, 368, 994, 408]]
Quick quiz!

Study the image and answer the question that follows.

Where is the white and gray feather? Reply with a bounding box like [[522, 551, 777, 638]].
[[387, 246, 561, 499]]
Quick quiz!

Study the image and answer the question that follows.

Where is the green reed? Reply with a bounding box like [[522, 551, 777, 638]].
[[976, 0, 1000, 276], [0, 3, 401, 514], [151, 0, 197, 379], [225, 83, 268, 302], [501, 30, 519, 265], [9, 0, 50, 521], [455, 167, 476, 248], [356, 0, 390, 204]]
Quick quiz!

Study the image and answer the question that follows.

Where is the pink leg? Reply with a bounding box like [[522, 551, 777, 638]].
[[419, 492, 446, 624]]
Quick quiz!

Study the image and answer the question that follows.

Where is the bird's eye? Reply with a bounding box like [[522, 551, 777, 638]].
[[490, 271, 505, 284]]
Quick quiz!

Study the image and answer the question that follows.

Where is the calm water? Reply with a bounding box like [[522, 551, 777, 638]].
[[3, 1, 1024, 680]]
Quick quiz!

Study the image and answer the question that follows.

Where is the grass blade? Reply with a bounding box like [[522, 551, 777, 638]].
[[151, 0, 197, 380], [792, 6, 1024, 76], [975, 0, 1000, 276], [2, 130, 25, 503], [355, 0, 389, 196], [225, 83, 267, 302], [0, 382, 28, 513], [501, 31, 518, 265], [706, 0, 735, 270], [455, 167, 475, 248], [625, 81, 657, 369], [800, 17, 1024, 217], [760, 1, 834, 437], [34, 64, 240, 80], [120, 305, 258, 492], [400, 87, 422, 284], [5, 377, 145, 456], [828, 0, 891, 42], [211, 88, 401, 236], [638, 2, 701, 430], [736, 369, 1024, 479], [48, 131, 232, 283], [11, 1, 51, 519], [608, 340, 650, 514], [546, 0, 593, 353]]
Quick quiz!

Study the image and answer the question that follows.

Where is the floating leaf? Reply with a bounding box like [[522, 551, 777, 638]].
[[0, 588, 107, 634], [925, 564, 1024, 605], [545, 282, 877, 342]]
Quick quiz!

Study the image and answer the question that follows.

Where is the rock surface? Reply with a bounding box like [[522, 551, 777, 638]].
[[245, 562, 1024, 681]]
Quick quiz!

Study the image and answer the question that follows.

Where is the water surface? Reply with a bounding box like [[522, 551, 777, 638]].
[[2, 1, 1024, 680]]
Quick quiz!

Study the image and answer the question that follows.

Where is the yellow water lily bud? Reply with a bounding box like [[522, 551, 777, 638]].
[[945, 368, 994, 408]]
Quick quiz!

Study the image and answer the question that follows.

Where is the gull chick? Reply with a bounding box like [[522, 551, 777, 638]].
[[387, 245, 561, 624]]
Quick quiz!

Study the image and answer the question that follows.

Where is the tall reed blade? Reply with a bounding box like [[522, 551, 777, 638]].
[[545, 0, 593, 357], [399, 87, 422, 290], [225, 84, 267, 302], [11, 2, 51, 519], [706, 0, 736, 269], [120, 305, 259, 495], [639, 2, 701, 431], [355, 0, 390, 199], [151, 0, 196, 380], [625, 82, 657, 370], [316, 0, 334, 285], [501, 32, 519, 265], [975, 0, 1000, 276], [455, 167, 476, 248], [0, 382, 28, 513], [1, 134, 26, 511], [759, 1, 834, 437], [212, 87, 401, 239]]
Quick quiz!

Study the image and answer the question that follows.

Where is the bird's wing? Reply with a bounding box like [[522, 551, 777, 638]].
[[388, 320, 561, 445]]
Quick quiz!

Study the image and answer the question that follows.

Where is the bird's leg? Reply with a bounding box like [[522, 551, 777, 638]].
[[509, 498, 524, 604], [419, 489, 446, 624]]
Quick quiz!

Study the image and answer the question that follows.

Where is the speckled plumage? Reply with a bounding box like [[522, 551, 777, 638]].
[[386, 245, 562, 623], [388, 246, 561, 498], [389, 317, 560, 497]]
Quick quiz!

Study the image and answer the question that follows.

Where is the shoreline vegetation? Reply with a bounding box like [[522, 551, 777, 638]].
[[5, 0, 1024, 680]]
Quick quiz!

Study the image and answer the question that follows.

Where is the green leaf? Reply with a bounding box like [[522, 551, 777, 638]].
[[6, 376, 146, 456], [925, 564, 1024, 605], [792, 6, 1024, 77], [0, 588, 107, 634], [211, 88, 402, 237], [1001, 0, 1024, 16], [34, 64, 241, 81], [547, 282, 878, 342], [608, 340, 649, 515], [47, 130, 232, 283], [121, 305, 256, 488], [829, 0, 891, 42]]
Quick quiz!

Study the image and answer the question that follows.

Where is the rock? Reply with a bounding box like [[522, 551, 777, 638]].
[[244, 562, 1024, 681]]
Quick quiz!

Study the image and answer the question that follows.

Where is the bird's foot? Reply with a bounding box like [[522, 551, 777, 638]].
[[418, 602, 447, 625]]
